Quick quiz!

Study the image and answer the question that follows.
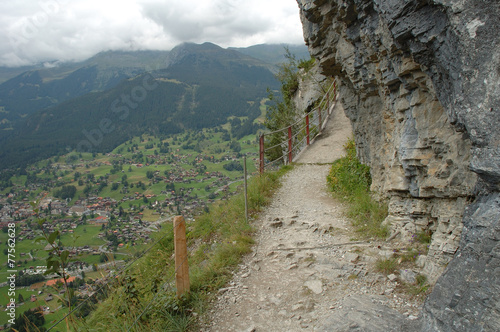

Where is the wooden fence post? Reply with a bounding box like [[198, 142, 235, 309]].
[[174, 216, 189, 297], [259, 134, 265, 174], [318, 106, 322, 132], [243, 155, 248, 222], [306, 113, 310, 146], [288, 126, 293, 164], [327, 93, 330, 114]]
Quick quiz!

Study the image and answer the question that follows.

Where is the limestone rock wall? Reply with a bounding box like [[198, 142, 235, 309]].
[[292, 63, 330, 113], [297, 0, 500, 331]]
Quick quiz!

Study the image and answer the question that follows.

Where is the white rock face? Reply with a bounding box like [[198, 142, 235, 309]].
[[304, 279, 323, 294]]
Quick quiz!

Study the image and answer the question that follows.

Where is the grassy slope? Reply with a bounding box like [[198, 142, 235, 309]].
[[0, 118, 264, 328], [79, 167, 292, 331]]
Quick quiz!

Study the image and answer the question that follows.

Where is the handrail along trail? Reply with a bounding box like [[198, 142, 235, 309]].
[[43, 82, 338, 330], [259, 80, 337, 173]]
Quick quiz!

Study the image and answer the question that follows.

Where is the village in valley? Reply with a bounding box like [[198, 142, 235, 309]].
[[0, 125, 260, 328]]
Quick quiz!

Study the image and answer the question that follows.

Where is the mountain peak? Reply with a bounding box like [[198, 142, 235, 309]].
[[173, 42, 221, 51]]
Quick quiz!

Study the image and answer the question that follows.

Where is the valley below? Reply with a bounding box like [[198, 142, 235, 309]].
[[0, 124, 261, 328]]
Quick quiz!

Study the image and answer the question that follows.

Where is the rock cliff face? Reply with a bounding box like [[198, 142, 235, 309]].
[[297, 0, 499, 331], [293, 64, 330, 113]]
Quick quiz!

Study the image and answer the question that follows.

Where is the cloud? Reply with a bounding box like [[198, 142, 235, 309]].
[[141, 0, 273, 44], [0, 0, 304, 67]]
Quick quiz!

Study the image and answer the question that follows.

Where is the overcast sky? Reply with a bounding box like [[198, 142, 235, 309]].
[[0, 0, 305, 67]]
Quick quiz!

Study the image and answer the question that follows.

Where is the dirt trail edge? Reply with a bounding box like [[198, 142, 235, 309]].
[[204, 102, 422, 332]]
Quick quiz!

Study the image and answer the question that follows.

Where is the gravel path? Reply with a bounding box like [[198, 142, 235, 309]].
[[204, 102, 422, 332], [294, 100, 352, 164]]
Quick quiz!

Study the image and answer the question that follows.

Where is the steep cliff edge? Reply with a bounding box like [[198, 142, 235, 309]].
[[297, 0, 499, 331]]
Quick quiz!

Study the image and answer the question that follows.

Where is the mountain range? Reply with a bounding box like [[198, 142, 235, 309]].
[[0, 43, 309, 170]]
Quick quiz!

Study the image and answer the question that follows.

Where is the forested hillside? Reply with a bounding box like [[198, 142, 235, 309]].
[[0, 53, 160, 131], [0, 43, 288, 170]]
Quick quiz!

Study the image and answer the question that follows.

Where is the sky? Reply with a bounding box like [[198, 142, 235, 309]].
[[0, 0, 305, 67]]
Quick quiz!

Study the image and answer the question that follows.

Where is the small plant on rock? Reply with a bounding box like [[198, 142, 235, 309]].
[[375, 258, 398, 275], [415, 230, 432, 245], [404, 273, 430, 297]]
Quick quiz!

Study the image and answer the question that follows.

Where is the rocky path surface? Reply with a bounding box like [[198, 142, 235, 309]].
[[204, 102, 422, 331]]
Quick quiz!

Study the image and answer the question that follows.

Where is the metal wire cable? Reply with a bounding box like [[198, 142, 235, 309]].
[[295, 121, 309, 135], [293, 135, 309, 153], [262, 81, 336, 139], [264, 140, 287, 153], [47, 155, 255, 330], [260, 81, 337, 171], [46, 221, 176, 331], [125, 248, 189, 332], [263, 154, 286, 171]]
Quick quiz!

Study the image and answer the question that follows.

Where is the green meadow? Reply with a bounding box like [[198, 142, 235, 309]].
[[0, 121, 262, 327]]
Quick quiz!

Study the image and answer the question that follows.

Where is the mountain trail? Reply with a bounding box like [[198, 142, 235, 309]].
[[203, 101, 422, 331]]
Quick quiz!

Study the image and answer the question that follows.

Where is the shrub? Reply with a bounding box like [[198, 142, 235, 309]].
[[327, 138, 388, 239], [375, 258, 398, 275], [54, 184, 77, 200], [327, 138, 371, 196], [297, 57, 316, 72]]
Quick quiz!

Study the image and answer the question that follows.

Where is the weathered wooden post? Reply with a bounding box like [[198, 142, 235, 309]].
[[306, 113, 310, 145], [259, 134, 265, 174], [318, 106, 322, 132], [327, 92, 330, 114], [173, 216, 189, 297], [243, 155, 248, 222], [288, 126, 293, 164]]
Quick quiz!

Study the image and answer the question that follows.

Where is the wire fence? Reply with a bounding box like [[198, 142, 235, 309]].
[[44, 78, 338, 329], [44, 215, 206, 332], [44, 156, 253, 331], [36, 81, 338, 330], [45, 229, 174, 331], [125, 220, 188, 332], [31, 79, 337, 329], [259, 80, 337, 173]]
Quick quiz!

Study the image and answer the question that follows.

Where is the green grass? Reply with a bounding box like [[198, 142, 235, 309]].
[[375, 258, 398, 275], [398, 248, 420, 263], [0, 277, 71, 327], [326, 138, 389, 239], [412, 274, 430, 294], [400, 273, 430, 297], [415, 230, 432, 244], [79, 166, 291, 331], [375, 255, 431, 297], [59, 226, 106, 247]]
